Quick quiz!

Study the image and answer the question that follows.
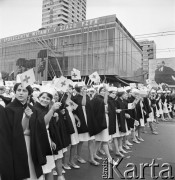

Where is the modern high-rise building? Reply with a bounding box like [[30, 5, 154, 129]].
[[42, 0, 86, 28], [138, 40, 156, 80]]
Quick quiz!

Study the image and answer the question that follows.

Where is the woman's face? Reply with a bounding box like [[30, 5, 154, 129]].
[[54, 93, 59, 102], [121, 92, 127, 99], [15, 84, 29, 103], [81, 86, 87, 94], [109, 91, 117, 99], [67, 86, 73, 94], [158, 93, 161, 97], [100, 88, 106, 96], [39, 93, 51, 107]]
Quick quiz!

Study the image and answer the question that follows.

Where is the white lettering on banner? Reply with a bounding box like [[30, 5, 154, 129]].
[[0, 18, 100, 43]]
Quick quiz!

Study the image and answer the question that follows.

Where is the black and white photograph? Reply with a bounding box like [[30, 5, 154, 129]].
[[0, 0, 175, 180]]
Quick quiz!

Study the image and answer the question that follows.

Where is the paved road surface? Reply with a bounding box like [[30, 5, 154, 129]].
[[55, 120, 175, 180]]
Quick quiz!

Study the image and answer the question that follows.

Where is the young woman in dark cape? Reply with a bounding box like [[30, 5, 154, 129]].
[[51, 91, 74, 172], [3, 83, 49, 180], [92, 86, 115, 165], [57, 87, 81, 169], [145, 94, 159, 135], [0, 105, 14, 180], [115, 90, 130, 154], [33, 89, 62, 180], [127, 91, 140, 142], [135, 93, 149, 142], [108, 88, 124, 157], [72, 85, 100, 166]]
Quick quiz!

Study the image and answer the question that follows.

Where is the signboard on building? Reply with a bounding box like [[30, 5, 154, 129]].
[[0, 15, 116, 44], [149, 58, 175, 86]]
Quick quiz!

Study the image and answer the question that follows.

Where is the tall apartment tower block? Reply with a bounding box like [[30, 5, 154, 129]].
[[42, 0, 87, 28]]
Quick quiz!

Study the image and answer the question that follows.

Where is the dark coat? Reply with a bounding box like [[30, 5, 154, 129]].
[[32, 102, 53, 178], [5, 98, 30, 180], [91, 95, 107, 135], [108, 96, 117, 135], [115, 98, 127, 133], [126, 96, 137, 128], [53, 109, 72, 148], [73, 94, 99, 136], [0, 105, 14, 180], [49, 116, 64, 154], [155, 66, 175, 85]]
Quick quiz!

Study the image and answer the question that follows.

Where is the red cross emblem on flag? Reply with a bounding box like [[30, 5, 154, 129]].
[[23, 75, 30, 83]]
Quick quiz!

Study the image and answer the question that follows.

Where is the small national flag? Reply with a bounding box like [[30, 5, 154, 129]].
[[54, 76, 69, 92], [71, 68, 81, 80], [66, 98, 78, 110], [16, 73, 22, 83], [0, 80, 3, 86], [42, 81, 52, 86], [89, 72, 100, 83], [20, 69, 36, 88]]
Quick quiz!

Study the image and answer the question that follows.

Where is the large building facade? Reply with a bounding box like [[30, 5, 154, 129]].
[[0, 15, 143, 83], [42, 0, 86, 28]]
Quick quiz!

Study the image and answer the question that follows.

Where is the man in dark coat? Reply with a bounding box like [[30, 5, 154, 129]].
[[155, 61, 175, 85]]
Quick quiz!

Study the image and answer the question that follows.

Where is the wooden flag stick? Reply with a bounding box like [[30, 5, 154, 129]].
[[87, 79, 90, 85], [59, 92, 66, 102]]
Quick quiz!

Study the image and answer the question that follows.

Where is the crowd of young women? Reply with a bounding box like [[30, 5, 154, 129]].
[[0, 82, 172, 180]]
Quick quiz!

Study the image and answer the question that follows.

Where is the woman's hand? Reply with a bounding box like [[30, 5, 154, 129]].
[[125, 113, 130, 119], [51, 142, 56, 151], [60, 109, 65, 115], [24, 106, 33, 118], [77, 120, 81, 127], [116, 109, 122, 113]]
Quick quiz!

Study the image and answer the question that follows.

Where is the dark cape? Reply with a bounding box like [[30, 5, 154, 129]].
[[72, 94, 100, 136], [136, 99, 149, 124], [127, 96, 137, 128], [108, 96, 117, 135], [48, 116, 64, 154], [91, 95, 107, 135], [115, 97, 127, 133], [32, 102, 53, 178], [50, 108, 73, 149], [0, 105, 14, 180], [5, 98, 30, 180]]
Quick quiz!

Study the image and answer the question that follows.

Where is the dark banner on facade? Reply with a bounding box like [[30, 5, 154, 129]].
[[149, 58, 175, 86], [15, 49, 48, 82]]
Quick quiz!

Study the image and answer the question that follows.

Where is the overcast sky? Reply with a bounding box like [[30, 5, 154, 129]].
[[0, 0, 175, 58]]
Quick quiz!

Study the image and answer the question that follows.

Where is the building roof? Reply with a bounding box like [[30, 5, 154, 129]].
[[0, 14, 141, 51]]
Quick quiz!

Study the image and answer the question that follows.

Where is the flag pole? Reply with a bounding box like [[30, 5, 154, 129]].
[[59, 92, 66, 102]]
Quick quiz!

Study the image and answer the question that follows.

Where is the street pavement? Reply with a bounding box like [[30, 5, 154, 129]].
[[56, 120, 175, 180]]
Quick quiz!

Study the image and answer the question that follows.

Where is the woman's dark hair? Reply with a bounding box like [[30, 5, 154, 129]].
[[38, 92, 53, 100], [126, 89, 131, 93], [117, 91, 125, 97], [13, 83, 33, 95], [74, 85, 82, 93], [99, 87, 105, 94]]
